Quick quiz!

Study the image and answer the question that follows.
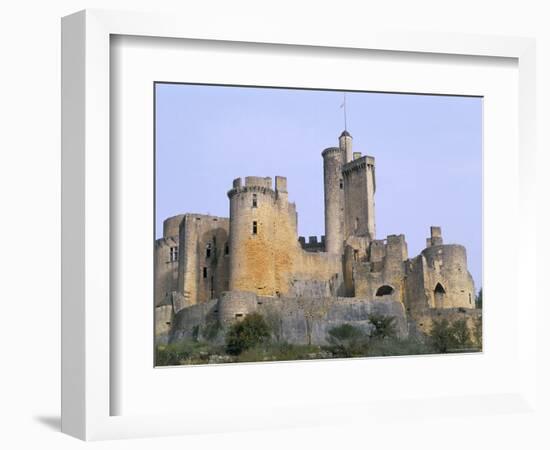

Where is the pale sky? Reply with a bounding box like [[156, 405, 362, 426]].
[[155, 84, 482, 290]]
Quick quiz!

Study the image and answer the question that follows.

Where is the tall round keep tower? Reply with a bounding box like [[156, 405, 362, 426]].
[[322, 142, 345, 255], [227, 176, 277, 296]]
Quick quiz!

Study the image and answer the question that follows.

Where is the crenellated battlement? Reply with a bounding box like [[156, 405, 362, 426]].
[[321, 146, 342, 158], [227, 185, 276, 199], [298, 235, 326, 252], [342, 154, 375, 175]]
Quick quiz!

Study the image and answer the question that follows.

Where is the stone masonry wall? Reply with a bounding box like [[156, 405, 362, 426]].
[[154, 215, 184, 308], [228, 176, 343, 297], [177, 214, 230, 308], [169, 293, 408, 346], [342, 155, 376, 240], [421, 244, 475, 309]]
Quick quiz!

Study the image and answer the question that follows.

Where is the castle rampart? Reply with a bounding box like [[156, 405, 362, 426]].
[[169, 291, 408, 345]]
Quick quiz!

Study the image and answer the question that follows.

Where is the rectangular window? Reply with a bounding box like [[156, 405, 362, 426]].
[[224, 243, 229, 255], [169, 246, 179, 262], [339, 179, 343, 189], [252, 194, 257, 208], [252, 221, 258, 235], [206, 243, 211, 258], [203, 267, 208, 278]]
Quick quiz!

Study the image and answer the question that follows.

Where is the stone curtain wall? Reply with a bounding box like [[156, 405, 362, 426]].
[[169, 293, 408, 346]]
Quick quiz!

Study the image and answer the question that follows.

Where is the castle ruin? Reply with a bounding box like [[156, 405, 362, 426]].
[[155, 131, 477, 343]]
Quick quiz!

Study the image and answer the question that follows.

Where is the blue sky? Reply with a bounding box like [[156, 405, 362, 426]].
[[155, 84, 482, 290]]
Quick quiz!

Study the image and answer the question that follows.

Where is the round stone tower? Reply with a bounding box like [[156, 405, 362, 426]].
[[227, 176, 277, 296], [162, 214, 185, 238], [322, 141, 345, 255], [339, 130, 353, 163], [421, 244, 475, 309]]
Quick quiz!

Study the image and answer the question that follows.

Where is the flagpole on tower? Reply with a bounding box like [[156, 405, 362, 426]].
[[343, 93, 347, 131]]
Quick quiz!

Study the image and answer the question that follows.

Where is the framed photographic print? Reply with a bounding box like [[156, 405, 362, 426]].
[[153, 83, 483, 366], [62, 9, 538, 441]]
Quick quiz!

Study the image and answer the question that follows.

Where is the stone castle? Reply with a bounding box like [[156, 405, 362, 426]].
[[155, 131, 477, 344]]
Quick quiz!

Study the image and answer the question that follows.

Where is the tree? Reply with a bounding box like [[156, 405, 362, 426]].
[[225, 313, 271, 355], [367, 314, 397, 340], [472, 315, 482, 349], [327, 324, 366, 357], [430, 318, 452, 353], [430, 318, 472, 353], [449, 318, 472, 349], [475, 288, 483, 309]]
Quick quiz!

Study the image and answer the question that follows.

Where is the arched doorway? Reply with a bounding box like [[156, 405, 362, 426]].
[[434, 282, 446, 308], [375, 285, 394, 297]]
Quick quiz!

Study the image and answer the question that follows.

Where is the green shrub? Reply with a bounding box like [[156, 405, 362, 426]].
[[366, 337, 432, 357], [367, 314, 397, 340], [475, 288, 483, 309], [155, 340, 212, 366], [430, 318, 452, 353], [326, 323, 367, 357], [472, 315, 482, 349], [264, 342, 323, 361], [234, 341, 325, 363], [202, 320, 222, 341], [449, 318, 472, 349], [225, 313, 271, 355], [429, 318, 473, 353]]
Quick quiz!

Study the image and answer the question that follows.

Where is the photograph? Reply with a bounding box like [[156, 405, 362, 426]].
[[153, 83, 483, 366]]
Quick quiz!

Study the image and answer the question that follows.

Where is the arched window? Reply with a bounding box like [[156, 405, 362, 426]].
[[434, 282, 446, 308], [375, 285, 394, 296]]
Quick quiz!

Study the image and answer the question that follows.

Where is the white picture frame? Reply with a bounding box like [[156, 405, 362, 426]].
[[61, 9, 537, 441]]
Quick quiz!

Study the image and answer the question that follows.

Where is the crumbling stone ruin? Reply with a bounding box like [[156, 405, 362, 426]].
[[155, 131, 478, 344]]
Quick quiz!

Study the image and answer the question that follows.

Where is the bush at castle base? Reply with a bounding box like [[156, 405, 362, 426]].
[[225, 313, 271, 355]]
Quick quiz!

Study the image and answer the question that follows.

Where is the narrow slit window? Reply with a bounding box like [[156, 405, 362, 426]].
[[169, 246, 179, 262], [224, 243, 229, 255], [206, 243, 212, 258], [252, 194, 258, 208], [252, 221, 258, 235], [203, 267, 208, 278], [339, 179, 343, 189]]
